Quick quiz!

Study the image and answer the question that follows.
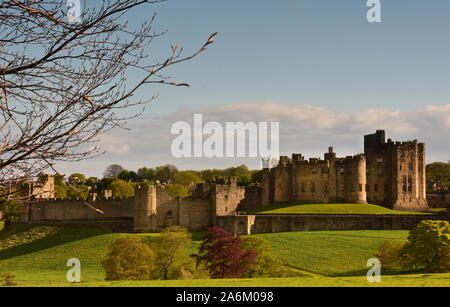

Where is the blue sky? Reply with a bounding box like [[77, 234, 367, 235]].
[[141, 0, 450, 115], [58, 0, 450, 177]]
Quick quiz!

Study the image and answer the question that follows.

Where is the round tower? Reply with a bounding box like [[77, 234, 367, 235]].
[[133, 185, 156, 232]]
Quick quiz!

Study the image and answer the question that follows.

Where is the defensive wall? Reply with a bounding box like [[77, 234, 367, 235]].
[[217, 212, 450, 235]]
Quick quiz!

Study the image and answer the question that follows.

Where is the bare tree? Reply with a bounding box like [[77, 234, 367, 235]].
[[103, 164, 124, 178], [0, 0, 217, 199]]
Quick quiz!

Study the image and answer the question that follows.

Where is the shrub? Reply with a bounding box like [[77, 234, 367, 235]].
[[376, 240, 406, 272], [400, 220, 450, 272], [101, 236, 155, 280], [193, 227, 257, 279], [241, 236, 284, 278], [147, 226, 192, 280]]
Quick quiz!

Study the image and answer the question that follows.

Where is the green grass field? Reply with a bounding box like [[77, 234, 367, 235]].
[[248, 203, 431, 215], [0, 223, 448, 287]]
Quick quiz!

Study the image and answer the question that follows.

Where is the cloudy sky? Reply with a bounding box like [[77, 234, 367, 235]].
[[57, 0, 450, 177]]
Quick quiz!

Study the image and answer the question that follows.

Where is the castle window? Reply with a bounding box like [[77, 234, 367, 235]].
[[408, 185, 412, 193], [365, 184, 369, 192], [377, 169, 382, 176], [408, 176, 412, 184], [311, 183, 316, 193], [225, 207, 228, 213], [351, 184, 355, 192], [224, 194, 228, 200], [377, 158, 383, 163], [402, 185, 407, 192], [340, 184, 345, 192], [409, 163, 413, 171], [366, 169, 369, 174], [410, 152, 414, 158], [340, 168, 344, 174], [374, 184, 378, 192], [400, 151, 405, 158], [399, 164, 402, 171], [359, 184, 363, 192], [301, 183, 306, 193], [348, 167, 353, 174], [324, 183, 329, 192], [402, 175, 407, 184], [322, 167, 329, 174], [312, 168, 317, 174]]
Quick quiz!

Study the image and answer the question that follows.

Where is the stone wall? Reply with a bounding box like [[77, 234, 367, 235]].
[[22, 197, 134, 222], [427, 193, 450, 208], [216, 213, 450, 235]]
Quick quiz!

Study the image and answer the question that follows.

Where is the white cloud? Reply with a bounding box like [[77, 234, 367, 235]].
[[56, 102, 450, 177]]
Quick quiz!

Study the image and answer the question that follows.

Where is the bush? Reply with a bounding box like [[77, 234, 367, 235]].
[[193, 227, 257, 279], [101, 236, 155, 280], [146, 226, 193, 280], [241, 236, 284, 278], [400, 220, 450, 272], [376, 240, 406, 272]]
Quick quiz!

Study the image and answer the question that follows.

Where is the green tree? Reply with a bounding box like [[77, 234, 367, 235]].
[[165, 184, 190, 198], [101, 236, 155, 281], [137, 167, 157, 181], [85, 177, 99, 187], [156, 164, 178, 182], [69, 173, 86, 183], [67, 184, 89, 199], [107, 179, 134, 197], [426, 162, 450, 192], [401, 220, 450, 272], [54, 184, 68, 198], [118, 170, 141, 182], [241, 236, 283, 278], [147, 226, 192, 280], [172, 171, 203, 187], [0, 200, 21, 222]]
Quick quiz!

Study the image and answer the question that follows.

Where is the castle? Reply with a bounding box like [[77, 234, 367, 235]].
[[260, 130, 428, 211], [19, 130, 436, 234]]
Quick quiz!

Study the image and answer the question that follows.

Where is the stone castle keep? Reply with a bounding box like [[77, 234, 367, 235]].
[[262, 130, 428, 211], [20, 130, 436, 233]]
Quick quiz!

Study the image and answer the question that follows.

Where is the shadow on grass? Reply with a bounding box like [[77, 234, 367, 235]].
[[0, 223, 104, 261]]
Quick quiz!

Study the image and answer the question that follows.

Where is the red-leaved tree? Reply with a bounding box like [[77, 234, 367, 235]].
[[193, 227, 257, 279]]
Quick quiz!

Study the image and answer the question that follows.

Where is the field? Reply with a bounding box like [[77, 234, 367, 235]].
[[248, 203, 431, 215], [0, 223, 448, 287]]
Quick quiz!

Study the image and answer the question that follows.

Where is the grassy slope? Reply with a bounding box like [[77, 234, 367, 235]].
[[248, 203, 430, 215], [0, 224, 447, 287]]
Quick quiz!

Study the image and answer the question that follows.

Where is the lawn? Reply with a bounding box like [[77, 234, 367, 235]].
[[13, 273, 450, 287], [0, 223, 447, 287], [248, 203, 431, 215]]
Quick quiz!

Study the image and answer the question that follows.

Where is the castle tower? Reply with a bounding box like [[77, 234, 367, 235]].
[[133, 185, 157, 232]]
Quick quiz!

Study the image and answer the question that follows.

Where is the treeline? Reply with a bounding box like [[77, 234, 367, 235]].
[[58, 164, 264, 199]]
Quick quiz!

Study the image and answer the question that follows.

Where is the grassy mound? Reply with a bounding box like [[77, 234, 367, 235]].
[[248, 203, 430, 215]]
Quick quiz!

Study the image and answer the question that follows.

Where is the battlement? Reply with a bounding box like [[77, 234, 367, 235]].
[[32, 196, 136, 203], [296, 158, 329, 166], [334, 154, 365, 164]]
